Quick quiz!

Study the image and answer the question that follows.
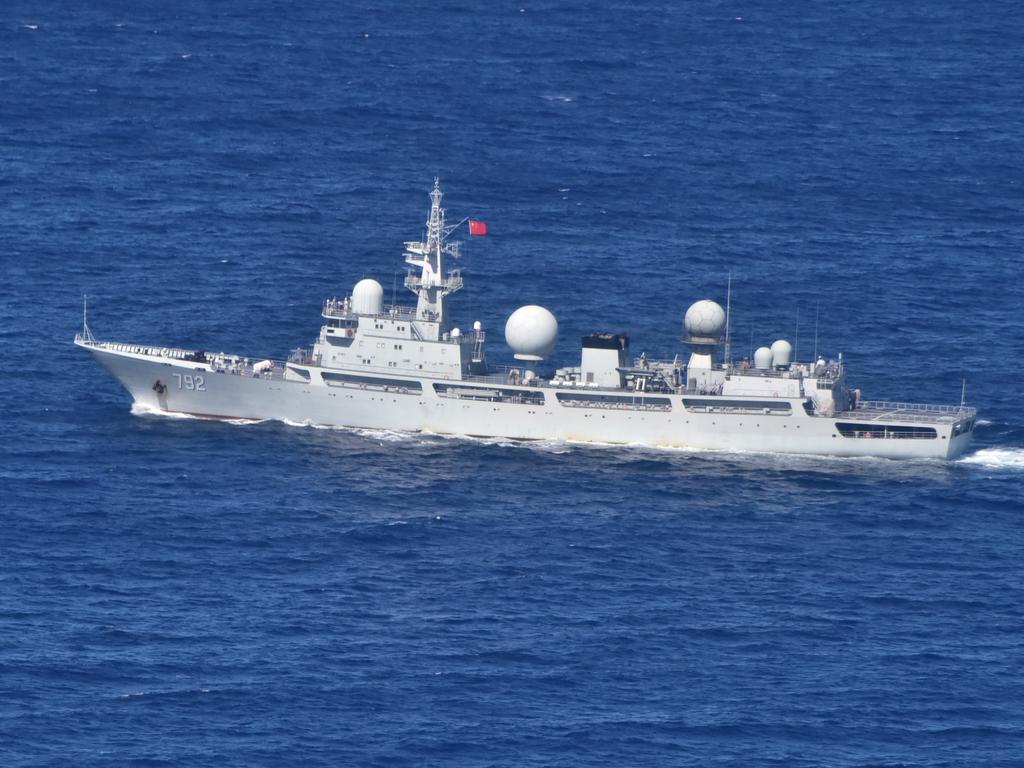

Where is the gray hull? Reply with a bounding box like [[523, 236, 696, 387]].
[[85, 343, 974, 460]]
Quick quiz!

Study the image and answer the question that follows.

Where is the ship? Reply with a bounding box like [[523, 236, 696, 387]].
[[76, 180, 977, 459]]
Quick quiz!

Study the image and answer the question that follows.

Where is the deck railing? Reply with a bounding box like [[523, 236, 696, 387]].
[[840, 400, 976, 424]]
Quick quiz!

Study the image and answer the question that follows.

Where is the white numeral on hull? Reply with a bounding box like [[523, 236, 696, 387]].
[[173, 373, 206, 391]]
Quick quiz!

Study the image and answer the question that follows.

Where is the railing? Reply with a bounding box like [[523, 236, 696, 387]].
[[78, 338, 205, 362], [460, 366, 530, 386], [80, 337, 287, 381], [857, 400, 973, 415], [322, 300, 418, 321], [839, 400, 976, 424], [404, 273, 464, 293], [640, 358, 842, 382]]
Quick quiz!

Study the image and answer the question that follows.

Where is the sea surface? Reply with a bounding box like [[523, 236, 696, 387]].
[[2, 2, 1023, 766]]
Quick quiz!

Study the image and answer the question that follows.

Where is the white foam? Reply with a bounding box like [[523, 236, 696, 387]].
[[352, 427, 413, 443], [281, 417, 359, 433], [130, 402, 266, 426], [132, 402, 195, 419], [119, 687, 211, 699], [280, 418, 412, 442], [958, 448, 1024, 470]]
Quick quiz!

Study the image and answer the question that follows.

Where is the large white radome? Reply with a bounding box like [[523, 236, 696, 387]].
[[505, 305, 558, 361], [684, 299, 726, 339], [770, 339, 793, 368], [351, 278, 384, 316]]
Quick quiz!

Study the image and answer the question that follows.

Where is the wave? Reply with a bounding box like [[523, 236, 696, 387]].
[[280, 418, 413, 443], [130, 402, 267, 426], [957, 448, 1024, 470], [119, 687, 212, 699]]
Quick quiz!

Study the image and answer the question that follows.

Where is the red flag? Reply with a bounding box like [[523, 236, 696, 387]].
[[468, 219, 487, 236]]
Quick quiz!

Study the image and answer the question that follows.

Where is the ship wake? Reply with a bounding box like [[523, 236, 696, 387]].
[[957, 448, 1024, 471]]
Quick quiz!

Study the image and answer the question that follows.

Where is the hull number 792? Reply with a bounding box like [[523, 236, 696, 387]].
[[173, 373, 206, 391]]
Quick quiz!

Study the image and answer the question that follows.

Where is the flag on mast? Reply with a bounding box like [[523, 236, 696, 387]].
[[468, 219, 488, 236]]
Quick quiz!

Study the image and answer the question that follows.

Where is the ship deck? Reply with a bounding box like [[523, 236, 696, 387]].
[[835, 400, 975, 425]]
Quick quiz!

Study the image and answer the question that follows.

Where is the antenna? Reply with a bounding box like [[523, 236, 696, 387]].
[[443, 216, 470, 241], [724, 271, 732, 368], [81, 294, 95, 343], [794, 306, 800, 362], [813, 299, 820, 361], [960, 378, 967, 409]]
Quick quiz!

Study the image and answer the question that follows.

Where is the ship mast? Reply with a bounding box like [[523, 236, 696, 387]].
[[403, 178, 464, 329]]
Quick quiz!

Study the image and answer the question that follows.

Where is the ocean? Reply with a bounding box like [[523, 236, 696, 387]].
[[2, 1, 1023, 765]]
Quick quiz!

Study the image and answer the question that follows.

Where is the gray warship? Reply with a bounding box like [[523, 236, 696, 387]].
[[76, 180, 976, 459]]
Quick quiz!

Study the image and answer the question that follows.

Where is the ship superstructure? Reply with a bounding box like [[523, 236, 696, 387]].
[[76, 180, 976, 459]]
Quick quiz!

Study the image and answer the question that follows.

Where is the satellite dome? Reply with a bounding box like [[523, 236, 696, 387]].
[[351, 278, 383, 316], [683, 299, 726, 340], [505, 305, 558, 361], [770, 339, 793, 368], [753, 346, 773, 370]]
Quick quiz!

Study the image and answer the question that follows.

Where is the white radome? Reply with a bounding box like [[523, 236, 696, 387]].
[[770, 339, 793, 368], [753, 346, 774, 370], [505, 305, 558, 361], [351, 278, 384, 316], [684, 299, 726, 339]]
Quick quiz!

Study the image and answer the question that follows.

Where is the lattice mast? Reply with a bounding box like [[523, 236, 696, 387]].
[[403, 178, 464, 328]]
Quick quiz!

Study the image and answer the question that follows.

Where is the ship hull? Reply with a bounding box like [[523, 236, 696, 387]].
[[84, 342, 974, 460]]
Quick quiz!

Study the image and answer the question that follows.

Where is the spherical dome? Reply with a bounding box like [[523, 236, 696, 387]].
[[351, 278, 383, 316], [770, 339, 793, 368], [505, 305, 558, 361], [683, 299, 726, 340], [753, 346, 774, 370]]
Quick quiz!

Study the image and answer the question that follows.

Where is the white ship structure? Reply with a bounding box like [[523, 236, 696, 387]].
[[76, 180, 976, 459]]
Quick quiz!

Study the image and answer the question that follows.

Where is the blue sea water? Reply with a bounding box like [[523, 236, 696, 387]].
[[2, 1, 1024, 765]]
